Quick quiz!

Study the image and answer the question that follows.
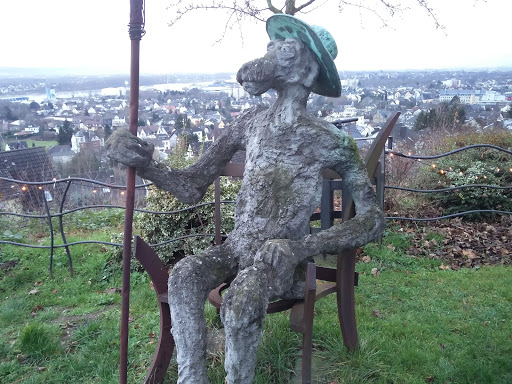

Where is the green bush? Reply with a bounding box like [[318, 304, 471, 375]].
[[127, 144, 242, 266], [136, 178, 240, 265], [418, 129, 512, 219]]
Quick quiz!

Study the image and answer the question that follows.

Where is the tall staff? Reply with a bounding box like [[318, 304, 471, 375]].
[[120, 1, 145, 383]]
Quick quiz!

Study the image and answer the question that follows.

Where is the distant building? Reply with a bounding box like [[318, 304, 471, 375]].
[[479, 91, 506, 105], [5, 141, 28, 151], [71, 130, 102, 153], [439, 90, 484, 104], [0, 147, 58, 211]]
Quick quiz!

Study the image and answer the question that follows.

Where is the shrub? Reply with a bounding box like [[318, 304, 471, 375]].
[[120, 143, 242, 266], [136, 178, 240, 265], [417, 128, 512, 219]]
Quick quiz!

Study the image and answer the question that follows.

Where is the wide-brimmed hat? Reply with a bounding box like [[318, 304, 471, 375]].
[[266, 14, 341, 98]]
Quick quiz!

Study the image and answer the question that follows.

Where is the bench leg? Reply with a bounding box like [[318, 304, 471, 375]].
[[337, 249, 358, 352], [143, 301, 174, 384], [134, 236, 175, 384], [301, 263, 316, 384]]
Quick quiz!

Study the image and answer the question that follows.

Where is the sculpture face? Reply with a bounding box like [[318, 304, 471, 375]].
[[236, 38, 319, 96]]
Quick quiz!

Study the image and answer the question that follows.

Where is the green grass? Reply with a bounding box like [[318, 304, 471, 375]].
[[0, 225, 510, 383], [25, 139, 58, 149], [0, 139, 57, 151]]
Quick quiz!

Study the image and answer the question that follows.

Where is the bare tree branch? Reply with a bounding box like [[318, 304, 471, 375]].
[[295, 0, 318, 13], [166, 0, 452, 40], [266, 0, 283, 13]]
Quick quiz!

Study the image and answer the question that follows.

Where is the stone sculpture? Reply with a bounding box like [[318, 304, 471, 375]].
[[107, 14, 385, 384]]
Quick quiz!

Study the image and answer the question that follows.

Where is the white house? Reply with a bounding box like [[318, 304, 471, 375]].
[[71, 130, 101, 153], [479, 91, 506, 105], [112, 115, 126, 127]]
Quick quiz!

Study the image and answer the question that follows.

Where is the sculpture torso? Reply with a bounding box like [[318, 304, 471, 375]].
[[230, 107, 345, 265]]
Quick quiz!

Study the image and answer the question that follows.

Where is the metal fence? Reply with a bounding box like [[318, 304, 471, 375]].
[[384, 144, 512, 221], [1, 143, 511, 276]]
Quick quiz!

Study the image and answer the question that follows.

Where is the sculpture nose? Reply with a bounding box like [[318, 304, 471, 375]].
[[236, 57, 276, 84]]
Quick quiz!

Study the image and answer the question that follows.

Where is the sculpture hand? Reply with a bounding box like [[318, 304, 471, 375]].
[[106, 128, 154, 168], [254, 239, 297, 270], [253, 239, 302, 297]]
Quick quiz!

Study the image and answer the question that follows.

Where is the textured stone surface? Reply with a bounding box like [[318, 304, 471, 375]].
[[107, 38, 385, 384]]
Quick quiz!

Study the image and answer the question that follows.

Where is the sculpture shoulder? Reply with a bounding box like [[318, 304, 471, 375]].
[[217, 105, 268, 146], [230, 104, 269, 128], [298, 114, 346, 142], [297, 115, 362, 166]]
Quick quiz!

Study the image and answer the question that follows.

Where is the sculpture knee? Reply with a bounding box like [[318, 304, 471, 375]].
[[220, 268, 269, 330], [168, 256, 211, 304]]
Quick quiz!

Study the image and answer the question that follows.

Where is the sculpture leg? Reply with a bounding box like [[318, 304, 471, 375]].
[[221, 255, 297, 384], [221, 265, 271, 384], [168, 245, 238, 384]]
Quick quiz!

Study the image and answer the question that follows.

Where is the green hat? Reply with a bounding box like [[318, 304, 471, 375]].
[[266, 14, 341, 98]]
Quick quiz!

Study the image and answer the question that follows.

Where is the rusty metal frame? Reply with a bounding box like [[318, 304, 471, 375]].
[[119, 1, 146, 383]]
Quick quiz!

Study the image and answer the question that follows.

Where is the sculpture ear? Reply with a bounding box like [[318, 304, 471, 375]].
[[303, 60, 319, 88]]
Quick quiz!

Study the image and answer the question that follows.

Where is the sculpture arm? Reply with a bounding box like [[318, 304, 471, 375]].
[[106, 111, 253, 204], [138, 126, 245, 203], [298, 135, 385, 257]]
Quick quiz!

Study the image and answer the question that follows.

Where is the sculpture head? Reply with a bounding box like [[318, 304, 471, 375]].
[[237, 15, 341, 98]]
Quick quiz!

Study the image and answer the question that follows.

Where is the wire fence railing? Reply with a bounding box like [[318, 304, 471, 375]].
[[384, 144, 512, 221], [1, 143, 511, 276], [0, 175, 234, 277]]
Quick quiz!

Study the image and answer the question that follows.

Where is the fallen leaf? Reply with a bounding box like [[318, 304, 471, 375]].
[[372, 309, 382, 318], [439, 264, 451, 270], [52, 289, 58, 294], [128, 316, 134, 323], [134, 324, 139, 329], [462, 249, 478, 260], [17, 354, 27, 363], [38, 367, 46, 372], [361, 256, 371, 263], [386, 244, 395, 250], [104, 287, 121, 294], [28, 289, 39, 295], [371, 268, 380, 276], [149, 332, 155, 338], [425, 376, 434, 383]]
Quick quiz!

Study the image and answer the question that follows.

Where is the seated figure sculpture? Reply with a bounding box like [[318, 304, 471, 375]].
[[107, 14, 385, 384]]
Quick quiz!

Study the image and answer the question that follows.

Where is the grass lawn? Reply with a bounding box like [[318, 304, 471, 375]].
[[24, 139, 58, 150], [1, 139, 58, 151], [0, 222, 510, 383]]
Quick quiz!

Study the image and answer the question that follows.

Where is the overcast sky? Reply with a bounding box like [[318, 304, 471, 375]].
[[1, 0, 510, 75]]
